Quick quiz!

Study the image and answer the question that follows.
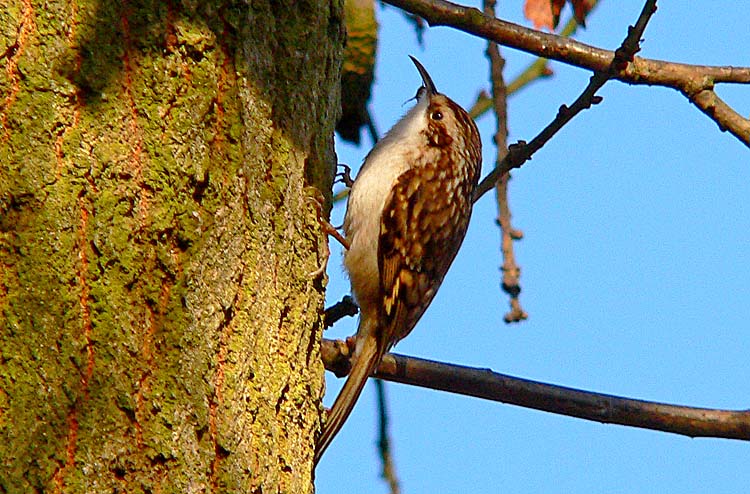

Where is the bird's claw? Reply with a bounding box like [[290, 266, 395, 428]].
[[335, 164, 354, 188]]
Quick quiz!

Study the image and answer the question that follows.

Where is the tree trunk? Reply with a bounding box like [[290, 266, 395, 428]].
[[0, 1, 343, 492]]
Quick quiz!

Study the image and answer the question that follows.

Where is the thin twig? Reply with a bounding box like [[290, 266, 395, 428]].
[[469, 57, 552, 120], [472, 0, 661, 202], [385, 0, 750, 147], [321, 338, 750, 441], [375, 379, 400, 494], [469, 10, 592, 120], [383, 0, 750, 83], [495, 172, 527, 323], [484, 0, 527, 323], [323, 295, 359, 328]]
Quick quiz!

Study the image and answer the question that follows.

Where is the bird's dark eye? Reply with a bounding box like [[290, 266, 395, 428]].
[[431, 111, 443, 120]]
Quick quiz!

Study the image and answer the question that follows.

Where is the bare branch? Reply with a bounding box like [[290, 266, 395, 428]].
[[469, 11, 592, 120], [321, 339, 750, 441], [385, 0, 750, 148], [483, 0, 527, 323], [323, 295, 359, 328], [688, 88, 750, 140], [384, 0, 750, 84], [473, 0, 660, 202], [495, 172, 527, 323]]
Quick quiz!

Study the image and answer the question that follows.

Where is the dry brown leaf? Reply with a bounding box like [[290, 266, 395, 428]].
[[570, 0, 596, 27], [525, 0, 595, 30], [523, 0, 556, 30], [549, 0, 567, 28]]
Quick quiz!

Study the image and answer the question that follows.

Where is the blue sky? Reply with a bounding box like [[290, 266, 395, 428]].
[[316, 2, 749, 492]]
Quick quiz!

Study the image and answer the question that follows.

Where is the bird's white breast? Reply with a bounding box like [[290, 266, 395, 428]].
[[342, 97, 429, 321]]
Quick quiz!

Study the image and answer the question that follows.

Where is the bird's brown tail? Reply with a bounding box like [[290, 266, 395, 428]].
[[315, 335, 379, 466]]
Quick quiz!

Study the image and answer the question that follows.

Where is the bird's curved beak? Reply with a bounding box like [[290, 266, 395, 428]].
[[409, 56, 437, 96]]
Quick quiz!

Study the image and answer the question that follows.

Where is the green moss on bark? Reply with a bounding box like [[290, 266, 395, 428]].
[[1, 0, 343, 492]]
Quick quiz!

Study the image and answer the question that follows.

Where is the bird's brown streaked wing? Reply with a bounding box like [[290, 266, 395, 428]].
[[377, 163, 473, 350]]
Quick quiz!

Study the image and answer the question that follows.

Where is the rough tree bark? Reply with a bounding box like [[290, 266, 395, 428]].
[[0, 1, 343, 492]]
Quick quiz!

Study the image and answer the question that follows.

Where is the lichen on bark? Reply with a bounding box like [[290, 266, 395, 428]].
[[0, 1, 343, 492]]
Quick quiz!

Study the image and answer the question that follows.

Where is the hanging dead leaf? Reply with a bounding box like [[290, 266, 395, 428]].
[[523, 0, 558, 31], [524, 0, 596, 30], [549, 0, 567, 28], [570, 0, 596, 27]]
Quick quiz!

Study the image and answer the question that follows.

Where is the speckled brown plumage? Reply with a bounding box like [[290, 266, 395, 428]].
[[315, 57, 482, 465], [376, 96, 481, 360]]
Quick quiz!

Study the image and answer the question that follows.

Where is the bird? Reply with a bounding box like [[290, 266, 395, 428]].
[[315, 56, 482, 465]]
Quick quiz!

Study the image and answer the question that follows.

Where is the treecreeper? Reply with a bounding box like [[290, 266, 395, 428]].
[[316, 56, 482, 465]]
